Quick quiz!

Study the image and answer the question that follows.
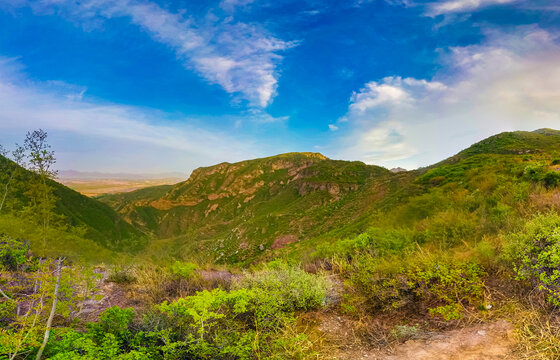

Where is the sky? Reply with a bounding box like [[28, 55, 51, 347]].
[[1, 0, 560, 173]]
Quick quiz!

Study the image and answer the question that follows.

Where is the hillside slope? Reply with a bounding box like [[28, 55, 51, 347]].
[[0, 154, 143, 251], [100, 129, 560, 263], [99, 152, 392, 262]]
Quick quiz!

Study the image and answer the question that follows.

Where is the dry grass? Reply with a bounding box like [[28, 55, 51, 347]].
[[509, 303, 560, 359]]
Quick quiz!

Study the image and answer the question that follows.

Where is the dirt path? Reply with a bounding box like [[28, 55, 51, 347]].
[[329, 319, 516, 360]]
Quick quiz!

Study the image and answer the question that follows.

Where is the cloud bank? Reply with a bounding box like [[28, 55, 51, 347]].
[[334, 27, 560, 169]]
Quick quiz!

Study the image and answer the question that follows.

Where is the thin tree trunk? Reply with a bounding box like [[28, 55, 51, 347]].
[[9, 294, 44, 360], [0, 171, 15, 212], [35, 258, 63, 360], [0, 287, 10, 299]]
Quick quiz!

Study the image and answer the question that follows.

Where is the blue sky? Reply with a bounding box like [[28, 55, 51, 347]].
[[1, 0, 560, 173]]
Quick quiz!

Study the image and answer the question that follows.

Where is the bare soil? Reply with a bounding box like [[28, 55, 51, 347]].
[[322, 316, 516, 360]]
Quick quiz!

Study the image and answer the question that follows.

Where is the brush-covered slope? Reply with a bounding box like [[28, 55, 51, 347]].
[[99, 152, 391, 262], [0, 154, 143, 251], [284, 129, 560, 259], [100, 129, 560, 263]]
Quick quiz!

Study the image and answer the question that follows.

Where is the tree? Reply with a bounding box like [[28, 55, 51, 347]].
[[0, 144, 25, 213], [23, 130, 58, 249], [35, 257, 63, 360]]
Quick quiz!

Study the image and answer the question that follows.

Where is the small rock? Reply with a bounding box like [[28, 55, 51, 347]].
[[477, 330, 487, 336]]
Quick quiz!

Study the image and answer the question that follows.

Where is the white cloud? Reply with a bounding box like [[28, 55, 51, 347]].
[[332, 27, 560, 169], [0, 57, 260, 172], [8, 0, 294, 107], [427, 0, 516, 16], [328, 124, 339, 131], [349, 76, 446, 112]]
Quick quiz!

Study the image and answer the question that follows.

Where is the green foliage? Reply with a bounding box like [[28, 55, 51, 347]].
[[524, 163, 547, 182], [170, 261, 198, 280], [0, 244, 83, 360], [408, 260, 485, 320], [89, 307, 136, 346], [543, 171, 560, 189], [314, 228, 414, 260], [523, 163, 560, 189], [45, 264, 328, 360], [0, 234, 29, 271], [234, 261, 330, 312], [504, 212, 560, 307], [47, 330, 151, 360], [348, 253, 485, 320], [391, 325, 418, 341]]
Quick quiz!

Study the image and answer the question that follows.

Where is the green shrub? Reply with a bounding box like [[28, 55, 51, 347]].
[[391, 325, 418, 341], [504, 212, 560, 307], [89, 307, 136, 346], [314, 228, 414, 260], [170, 261, 197, 280], [234, 261, 330, 311], [543, 171, 560, 189], [524, 163, 547, 182], [0, 235, 28, 271], [409, 260, 485, 320], [350, 254, 485, 320], [47, 330, 152, 360]]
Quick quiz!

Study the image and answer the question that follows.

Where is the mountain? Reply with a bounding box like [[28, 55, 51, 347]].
[[98, 152, 392, 262], [99, 129, 560, 263], [0, 154, 143, 251]]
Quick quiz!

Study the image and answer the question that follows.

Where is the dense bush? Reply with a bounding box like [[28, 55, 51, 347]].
[[0, 234, 29, 271], [233, 260, 329, 311], [408, 260, 485, 320], [523, 164, 560, 189], [314, 228, 414, 260], [349, 254, 485, 320], [504, 212, 560, 307], [170, 261, 198, 280]]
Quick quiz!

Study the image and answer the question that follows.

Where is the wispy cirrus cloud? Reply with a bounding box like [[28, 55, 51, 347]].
[[427, 0, 517, 16], [7, 0, 294, 107], [332, 27, 560, 169]]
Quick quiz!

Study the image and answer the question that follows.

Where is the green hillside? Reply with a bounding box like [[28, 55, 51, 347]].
[[99, 152, 391, 263], [0, 154, 144, 253], [98, 130, 560, 264]]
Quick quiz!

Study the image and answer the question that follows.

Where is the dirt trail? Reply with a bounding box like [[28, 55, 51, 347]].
[[329, 319, 516, 360]]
